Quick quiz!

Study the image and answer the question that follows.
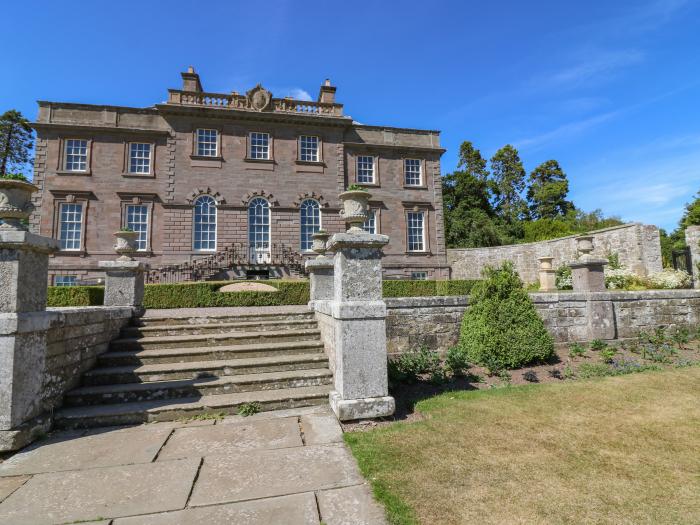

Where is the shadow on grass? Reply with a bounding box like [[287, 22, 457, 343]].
[[389, 376, 480, 421]]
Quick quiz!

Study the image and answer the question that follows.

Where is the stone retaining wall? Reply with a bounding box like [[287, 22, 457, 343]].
[[385, 290, 700, 354], [42, 306, 134, 412], [448, 223, 662, 283]]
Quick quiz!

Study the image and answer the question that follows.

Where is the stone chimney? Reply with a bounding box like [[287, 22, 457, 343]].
[[318, 78, 336, 104], [181, 66, 203, 92]]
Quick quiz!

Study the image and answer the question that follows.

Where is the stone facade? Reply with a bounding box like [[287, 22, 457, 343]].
[[31, 68, 449, 283], [448, 223, 663, 282], [384, 290, 700, 354]]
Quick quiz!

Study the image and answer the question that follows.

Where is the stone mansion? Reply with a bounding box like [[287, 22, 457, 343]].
[[30, 68, 448, 284]]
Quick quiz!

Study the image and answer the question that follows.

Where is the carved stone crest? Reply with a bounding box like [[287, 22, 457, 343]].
[[246, 85, 272, 112]]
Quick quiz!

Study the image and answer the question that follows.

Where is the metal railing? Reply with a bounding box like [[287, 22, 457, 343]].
[[145, 243, 305, 284]]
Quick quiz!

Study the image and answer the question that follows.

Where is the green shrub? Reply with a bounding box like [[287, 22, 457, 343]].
[[143, 280, 309, 309], [568, 342, 587, 358], [458, 262, 554, 371], [589, 339, 606, 352], [47, 286, 104, 307], [388, 346, 444, 383], [445, 346, 470, 377], [600, 347, 618, 363]]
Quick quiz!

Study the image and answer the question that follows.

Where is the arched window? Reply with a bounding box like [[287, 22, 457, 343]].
[[300, 199, 321, 251], [193, 195, 217, 251], [248, 197, 271, 263]]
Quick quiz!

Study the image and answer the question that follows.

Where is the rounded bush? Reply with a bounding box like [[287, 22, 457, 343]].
[[459, 262, 554, 371]]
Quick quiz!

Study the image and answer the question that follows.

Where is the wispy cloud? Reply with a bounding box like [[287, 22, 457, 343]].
[[541, 49, 644, 89], [287, 88, 312, 101], [514, 110, 622, 150]]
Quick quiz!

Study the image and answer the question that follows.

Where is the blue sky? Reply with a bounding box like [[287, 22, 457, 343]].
[[3, 0, 699, 231]]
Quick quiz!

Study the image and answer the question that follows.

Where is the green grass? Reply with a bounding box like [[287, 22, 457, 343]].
[[346, 367, 700, 525]]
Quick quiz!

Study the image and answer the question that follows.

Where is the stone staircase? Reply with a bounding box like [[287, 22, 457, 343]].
[[54, 308, 333, 429]]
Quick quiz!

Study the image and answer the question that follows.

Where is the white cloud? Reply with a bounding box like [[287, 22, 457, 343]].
[[287, 88, 312, 101], [543, 49, 644, 88]]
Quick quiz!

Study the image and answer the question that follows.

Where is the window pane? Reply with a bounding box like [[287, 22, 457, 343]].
[[249, 132, 270, 159], [59, 203, 83, 250], [411, 271, 428, 280], [357, 156, 374, 183], [299, 135, 319, 162], [300, 199, 321, 251], [196, 129, 218, 157], [129, 143, 151, 174], [362, 209, 377, 234], [193, 196, 217, 250], [54, 276, 77, 286], [407, 211, 425, 252], [126, 204, 149, 250], [65, 139, 88, 171], [404, 159, 422, 186]]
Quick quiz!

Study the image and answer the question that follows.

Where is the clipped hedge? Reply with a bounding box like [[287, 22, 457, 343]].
[[142, 280, 310, 309], [46, 279, 480, 308], [382, 279, 478, 298], [47, 286, 104, 307]]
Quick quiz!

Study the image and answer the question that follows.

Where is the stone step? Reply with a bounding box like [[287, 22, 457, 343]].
[[98, 340, 326, 366], [121, 318, 317, 338], [110, 328, 322, 352], [83, 353, 330, 385], [64, 368, 334, 406], [135, 310, 314, 328], [54, 385, 332, 429]]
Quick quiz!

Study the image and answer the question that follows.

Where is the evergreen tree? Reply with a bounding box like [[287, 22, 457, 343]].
[[489, 145, 527, 223], [0, 110, 34, 177], [526, 160, 573, 219], [443, 142, 502, 247]]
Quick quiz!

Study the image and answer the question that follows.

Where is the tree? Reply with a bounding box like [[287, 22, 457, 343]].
[[443, 142, 502, 247], [0, 110, 34, 177], [457, 261, 554, 371], [489, 145, 527, 223], [526, 160, 573, 219]]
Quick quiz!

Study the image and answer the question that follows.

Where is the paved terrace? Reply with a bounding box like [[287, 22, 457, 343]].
[[0, 406, 386, 525]]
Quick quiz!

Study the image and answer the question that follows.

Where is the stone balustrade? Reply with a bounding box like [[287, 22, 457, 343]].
[[167, 89, 344, 116]]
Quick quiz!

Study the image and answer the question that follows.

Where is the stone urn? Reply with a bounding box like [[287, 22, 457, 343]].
[[338, 190, 370, 232], [0, 178, 37, 231], [575, 235, 594, 260], [538, 256, 554, 270], [113, 230, 139, 261], [311, 230, 330, 256]]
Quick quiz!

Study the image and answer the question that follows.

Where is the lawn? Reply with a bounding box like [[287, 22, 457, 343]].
[[345, 367, 700, 525]]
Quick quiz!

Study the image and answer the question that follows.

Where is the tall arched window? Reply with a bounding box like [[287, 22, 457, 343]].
[[193, 195, 217, 251], [248, 197, 271, 263], [300, 199, 321, 251]]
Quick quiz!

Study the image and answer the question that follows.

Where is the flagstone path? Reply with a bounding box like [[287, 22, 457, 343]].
[[0, 406, 387, 525]]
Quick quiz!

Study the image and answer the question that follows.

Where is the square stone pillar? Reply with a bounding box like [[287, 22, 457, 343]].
[[0, 230, 59, 451], [570, 259, 607, 292], [685, 226, 700, 289], [325, 232, 395, 421], [538, 257, 556, 292], [98, 260, 148, 308], [305, 256, 334, 305]]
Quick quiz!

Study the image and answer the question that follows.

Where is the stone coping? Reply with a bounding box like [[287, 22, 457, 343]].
[[0, 306, 135, 335], [384, 296, 469, 308]]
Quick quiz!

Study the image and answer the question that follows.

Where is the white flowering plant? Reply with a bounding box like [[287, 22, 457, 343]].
[[645, 269, 692, 289]]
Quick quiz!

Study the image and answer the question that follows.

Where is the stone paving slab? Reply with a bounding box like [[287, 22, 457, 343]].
[[302, 413, 344, 444], [113, 493, 319, 524], [0, 426, 172, 476], [317, 484, 389, 525], [0, 475, 29, 503], [157, 417, 302, 460], [189, 443, 364, 507], [0, 457, 200, 525]]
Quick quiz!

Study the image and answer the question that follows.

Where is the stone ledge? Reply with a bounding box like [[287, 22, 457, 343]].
[[327, 232, 389, 251], [0, 230, 60, 253], [385, 296, 468, 308], [0, 414, 52, 452]]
